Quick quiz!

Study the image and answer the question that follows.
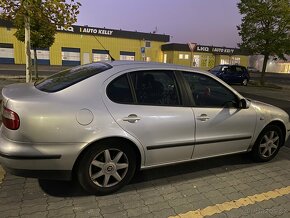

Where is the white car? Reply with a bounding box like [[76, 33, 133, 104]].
[[0, 61, 289, 195]]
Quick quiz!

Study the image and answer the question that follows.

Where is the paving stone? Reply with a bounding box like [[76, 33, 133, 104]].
[[73, 203, 100, 212], [118, 194, 141, 203], [138, 190, 160, 199], [209, 213, 228, 218], [20, 211, 48, 218], [48, 206, 74, 217], [130, 213, 154, 218], [103, 211, 128, 218], [20, 204, 47, 215], [267, 205, 288, 216], [151, 208, 176, 218], [21, 197, 47, 207], [99, 203, 124, 214], [0, 209, 20, 218], [163, 192, 183, 200], [123, 200, 145, 209], [168, 197, 189, 207], [156, 186, 177, 195], [173, 203, 194, 214], [49, 214, 76, 218], [97, 197, 121, 207], [204, 190, 224, 198], [48, 199, 73, 210], [75, 209, 101, 217], [144, 195, 164, 205], [147, 202, 171, 212], [0, 203, 21, 212], [127, 206, 150, 217]]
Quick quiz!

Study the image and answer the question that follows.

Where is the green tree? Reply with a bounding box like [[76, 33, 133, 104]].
[[0, 0, 81, 82], [237, 0, 290, 85], [14, 8, 56, 80]]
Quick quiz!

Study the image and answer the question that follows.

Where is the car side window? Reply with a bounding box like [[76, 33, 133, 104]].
[[130, 70, 180, 106], [182, 72, 238, 108], [235, 66, 244, 74], [107, 74, 134, 104]]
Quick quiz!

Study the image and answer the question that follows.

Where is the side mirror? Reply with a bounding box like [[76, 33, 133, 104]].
[[239, 99, 250, 109]]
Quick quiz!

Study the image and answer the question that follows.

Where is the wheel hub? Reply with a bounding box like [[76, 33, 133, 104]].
[[104, 163, 116, 174]]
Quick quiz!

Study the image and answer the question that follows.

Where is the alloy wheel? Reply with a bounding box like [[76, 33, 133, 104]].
[[89, 149, 129, 187], [259, 130, 279, 158]]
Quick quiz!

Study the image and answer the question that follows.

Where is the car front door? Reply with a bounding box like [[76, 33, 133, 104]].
[[103, 70, 195, 167], [182, 72, 257, 159]]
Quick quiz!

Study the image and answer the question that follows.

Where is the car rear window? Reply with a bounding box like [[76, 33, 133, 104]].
[[35, 62, 112, 92]]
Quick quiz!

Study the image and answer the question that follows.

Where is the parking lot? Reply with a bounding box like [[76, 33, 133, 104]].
[[1, 79, 290, 218]]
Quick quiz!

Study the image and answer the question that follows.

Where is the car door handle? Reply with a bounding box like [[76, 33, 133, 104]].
[[196, 114, 210, 121], [122, 114, 141, 123]]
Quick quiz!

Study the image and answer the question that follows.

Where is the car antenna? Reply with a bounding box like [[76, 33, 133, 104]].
[[93, 35, 115, 61]]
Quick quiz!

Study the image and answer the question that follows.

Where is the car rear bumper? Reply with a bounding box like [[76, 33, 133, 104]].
[[0, 134, 85, 180]]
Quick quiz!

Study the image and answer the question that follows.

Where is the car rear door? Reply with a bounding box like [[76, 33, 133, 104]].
[[181, 71, 257, 159], [103, 69, 195, 167]]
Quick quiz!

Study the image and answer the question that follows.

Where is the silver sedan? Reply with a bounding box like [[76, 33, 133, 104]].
[[0, 61, 289, 195]]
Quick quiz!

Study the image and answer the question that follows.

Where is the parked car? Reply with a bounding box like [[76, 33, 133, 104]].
[[247, 66, 260, 73], [209, 64, 250, 86], [0, 61, 289, 195]]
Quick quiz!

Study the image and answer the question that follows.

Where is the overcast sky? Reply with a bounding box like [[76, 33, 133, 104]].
[[77, 0, 242, 48]]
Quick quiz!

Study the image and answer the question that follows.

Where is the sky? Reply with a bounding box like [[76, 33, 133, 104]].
[[77, 0, 242, 48]]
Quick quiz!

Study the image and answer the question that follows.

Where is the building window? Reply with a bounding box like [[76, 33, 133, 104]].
[[230, 56, 241, 65], [30, 48, 50, 65], [179, 54, 184, 59], [145, 41, 151, 48], [61, 47, 80, 66], [92, 49, 109, 62], [184, 54, 189, 60], [120, 51, 135, 61], [163, 53, 167, 63], [220, 58, 230, 65], [193, 55, 200, 67], [146, 57, 151, 62], [0, 43, 14, 64]]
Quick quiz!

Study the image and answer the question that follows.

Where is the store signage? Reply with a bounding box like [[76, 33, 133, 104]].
[[80, 27, 113, 35], [194, 45, 236, 54], [56, 26, 74, 32], [196, 46, 210, 52], [212, 47, 235, 54]]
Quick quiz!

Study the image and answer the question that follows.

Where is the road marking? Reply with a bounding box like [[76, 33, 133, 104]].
[[169, 185, 290, 218], [0, 165, 5, 184]]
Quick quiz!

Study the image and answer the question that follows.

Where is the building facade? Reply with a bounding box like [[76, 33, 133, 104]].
[[161, 43, 249, 70], [0, 20, 250, 70], [0, 20, 169, 66]]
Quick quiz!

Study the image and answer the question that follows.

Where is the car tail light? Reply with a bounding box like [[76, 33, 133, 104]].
[[2, 107, 20, 130]]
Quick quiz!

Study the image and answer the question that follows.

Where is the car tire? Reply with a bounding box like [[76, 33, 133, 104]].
[[251, 125, 283, 162], [242, 79, 248, 86], [77, 142, 136, 195]]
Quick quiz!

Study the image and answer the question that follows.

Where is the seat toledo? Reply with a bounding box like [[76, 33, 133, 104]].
[[0, 61, 289, 195]]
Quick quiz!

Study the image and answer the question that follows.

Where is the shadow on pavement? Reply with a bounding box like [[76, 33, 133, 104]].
[[38, 152, 274, 197]]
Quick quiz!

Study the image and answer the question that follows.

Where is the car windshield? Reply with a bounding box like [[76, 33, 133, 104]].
[[35, 62, 112, 92]]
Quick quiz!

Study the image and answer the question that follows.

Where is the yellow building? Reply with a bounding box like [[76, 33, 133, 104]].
[[0, 19, 169, 66], [162, 43, 249, 70], [1, 19, 250, 69]]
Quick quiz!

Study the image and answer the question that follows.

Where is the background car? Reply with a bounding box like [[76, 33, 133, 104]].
[[209, 64, 250, 86], [247, 66, 260, 73], [0, 61, 289, 195]]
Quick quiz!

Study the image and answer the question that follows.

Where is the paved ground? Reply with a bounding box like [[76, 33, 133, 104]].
[[0, 77, 290, 218], [0, 148, 290, 218]]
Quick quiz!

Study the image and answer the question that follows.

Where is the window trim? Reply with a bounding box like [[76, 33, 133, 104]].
[[179, 70, 240, 108], [129, 70, 183, 107]]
